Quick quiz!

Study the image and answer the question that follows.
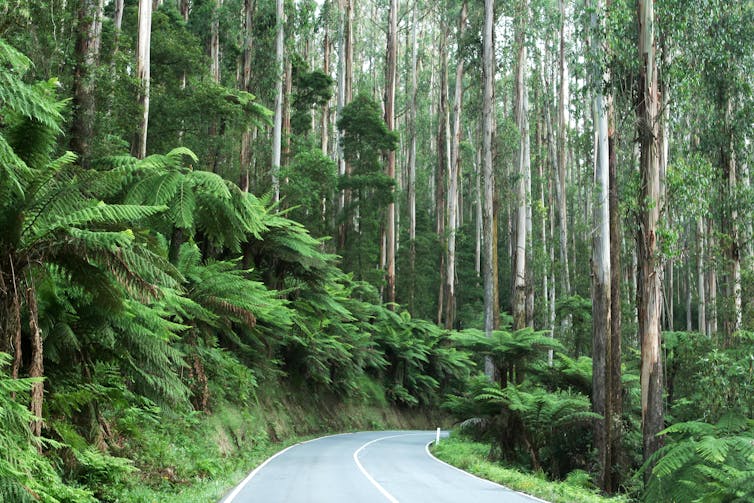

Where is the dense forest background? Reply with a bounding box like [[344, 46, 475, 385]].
[[1, 0, 754, 501]]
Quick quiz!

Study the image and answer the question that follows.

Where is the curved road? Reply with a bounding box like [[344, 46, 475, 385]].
[[221, 430, 544, 503]]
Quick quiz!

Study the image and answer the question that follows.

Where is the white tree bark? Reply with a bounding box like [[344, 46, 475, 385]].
[[482, 0, 497, 379], [134, 0, 152, 159], [271, 0, 284, 201], [446, 1, 467, 328]]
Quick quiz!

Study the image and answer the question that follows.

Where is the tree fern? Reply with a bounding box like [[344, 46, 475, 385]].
[[643, 413, 754, 502]]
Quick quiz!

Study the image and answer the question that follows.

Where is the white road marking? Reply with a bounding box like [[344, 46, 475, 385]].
[[222, 432, 354, 503], [353, 433, 425, 503], [423, 440, 550, 503]]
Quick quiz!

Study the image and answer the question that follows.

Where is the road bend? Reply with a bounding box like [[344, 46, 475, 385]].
[[221, 430, 544, 503]]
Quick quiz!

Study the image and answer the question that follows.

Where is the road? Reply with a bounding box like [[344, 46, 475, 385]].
[[221, 430, 545, 503]]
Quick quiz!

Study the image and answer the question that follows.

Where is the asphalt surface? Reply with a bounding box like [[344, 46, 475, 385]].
[[221, 430, 545, 503]]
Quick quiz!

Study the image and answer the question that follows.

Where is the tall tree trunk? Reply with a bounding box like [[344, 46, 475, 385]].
[[321, 2, 331, 156], [637, 0, 663, 479], [71, 0, 104, 168], [239, 0, 255, 191], [697, 217, 706, 333], [384, 0, 397, 307], [590, 0, 612, 490], [707, 218, 718, 335], [271, 0, 285, 201], [724, 98, 742, 338], [607, 76, 622, 493], [512, 0, 528, 331], [132, 0, 152, 159], [210, 0, 222, 82], [482, 0, 498, 379], [445, 1, 467, 328], [436, 20, 450, 325], [337, 0, 353, 249], [474, 125, 483, 276], [557, 0, 571, 297], [408, 1, 418, 313], [113, 0, 124, 51]]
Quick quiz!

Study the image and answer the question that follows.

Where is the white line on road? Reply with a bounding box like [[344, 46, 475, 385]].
[[423, 441, 550, 503], [222, 442, 300, 503], [353, 433, 425, 503], [222, 432, 352, 503]]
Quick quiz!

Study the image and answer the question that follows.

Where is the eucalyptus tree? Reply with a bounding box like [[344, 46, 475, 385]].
[[512, 0, 530, 332], [481, 0, 497, 378], [637, 0, 664, 475], [588, 0, 618, 490], [445, 0, 468, 328], [133, 0, 152, 159], [272, 0, 285, 201], [71, 0, 104, 168], [384, 0, 398, 306]]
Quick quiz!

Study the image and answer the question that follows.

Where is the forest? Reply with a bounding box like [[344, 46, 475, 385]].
[[0, 0, 753, 501]]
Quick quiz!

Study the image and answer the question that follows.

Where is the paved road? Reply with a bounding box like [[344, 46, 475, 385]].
[[221, 430, 544, 503]]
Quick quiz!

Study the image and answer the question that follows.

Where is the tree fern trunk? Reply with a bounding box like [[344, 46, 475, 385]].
[[27, 284, 44, 438]]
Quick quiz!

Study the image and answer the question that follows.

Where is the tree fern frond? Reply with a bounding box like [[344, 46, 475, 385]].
[[166, 146, 198, 163], [0, 72, 62, 130], [0, 38, 32, 72]]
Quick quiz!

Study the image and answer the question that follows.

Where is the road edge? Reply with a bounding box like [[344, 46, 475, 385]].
[[220, 432, 355, 503], [423, 440, 550, 503]]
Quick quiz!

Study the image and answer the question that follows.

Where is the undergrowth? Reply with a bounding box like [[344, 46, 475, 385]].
[[431, 433, 630, 503]]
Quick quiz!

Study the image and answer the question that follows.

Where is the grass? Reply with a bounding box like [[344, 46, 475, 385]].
[[431, 434, 629, 503]]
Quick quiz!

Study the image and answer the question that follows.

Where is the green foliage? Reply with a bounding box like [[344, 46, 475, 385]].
[[665, 331, 754, 423], [644, 413, 754, 503], [452, 326, 563, 384], [280, 148, 337, 238], [336, 94, 398, 286], [432, 434, 628, 503], [555, 295, 592, 358], [0, 353, 97, 503]]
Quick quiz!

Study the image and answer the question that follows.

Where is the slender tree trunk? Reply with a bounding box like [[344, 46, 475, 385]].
[[557, 0, 571, 297], [707, 218, 718, 335], [724, 98, 742, 337], [210, 0, 222, 83], [637, 0, 663, 478], [383, 0, 397, 306], [697, 217, 706, 333], [445, 1, 467, 328], [113, 0, 124, 51], [482, 0, 498, 379], [271, 0, 284, 201], [408, 1, 418, 313], [512, 0, 528, 331], [590, 0, 612, 490], [321, 4, 331, 155], [436, 20, 450, 325], [337, 0, 353, 249], [240, 0, 255, 191], [71, 0, 104, 168], [607, 77, 622, 493], [132, 0, 152, 159], [474, 125, 483, 276]]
